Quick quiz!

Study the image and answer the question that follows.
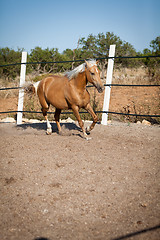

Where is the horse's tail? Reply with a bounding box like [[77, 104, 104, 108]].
[[23, 81, 40, 95]]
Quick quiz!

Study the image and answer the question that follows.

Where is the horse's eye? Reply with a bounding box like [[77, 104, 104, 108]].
[[90, 72, 95, 75]]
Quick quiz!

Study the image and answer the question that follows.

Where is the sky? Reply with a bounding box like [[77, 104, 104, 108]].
[[0, 0, 160, 54]]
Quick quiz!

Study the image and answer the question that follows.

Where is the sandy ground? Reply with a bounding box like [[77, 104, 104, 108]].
[[0, 121, 160, 240]]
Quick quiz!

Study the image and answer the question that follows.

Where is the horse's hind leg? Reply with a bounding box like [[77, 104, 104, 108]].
[[42, 107, 52, 135], [37, 85, 52, 134], [54, 108, 62, 134]]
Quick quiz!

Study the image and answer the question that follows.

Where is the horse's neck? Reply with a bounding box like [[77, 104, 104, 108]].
[[73, 71, 87, 90]]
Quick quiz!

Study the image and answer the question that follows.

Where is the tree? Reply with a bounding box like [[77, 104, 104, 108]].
[[142, 36, 160, 81], [0, 47, 23, 80], [29, 47, 73, 74], [79, 34, 98, 59], [150, 36, 160, 54], [77, 32, 138, 71], [29, 47, 58, 73]]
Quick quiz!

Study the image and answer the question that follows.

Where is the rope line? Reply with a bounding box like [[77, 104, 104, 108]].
[[104, 84, 160, 87], [0, 84, 160, 91], [0, 87, 21, 90], [0, 110, 159, 118], [0, 55, 160, 68]]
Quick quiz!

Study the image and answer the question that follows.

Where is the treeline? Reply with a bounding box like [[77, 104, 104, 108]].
[[0, 32, 159, 81]]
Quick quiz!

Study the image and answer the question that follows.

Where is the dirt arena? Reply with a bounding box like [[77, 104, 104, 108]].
[[0, 121, 160, 240]]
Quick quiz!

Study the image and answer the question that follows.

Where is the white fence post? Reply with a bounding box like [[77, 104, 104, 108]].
[[101, 45, 116, 125], [17, 52, 27, 125]]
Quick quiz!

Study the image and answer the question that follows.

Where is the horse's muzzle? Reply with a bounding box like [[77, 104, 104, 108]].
[[97, 85, 104, 93]]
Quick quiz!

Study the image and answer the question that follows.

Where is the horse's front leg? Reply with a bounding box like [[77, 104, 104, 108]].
[[72, 105, 90, 140], [85, 103, 98, 134]]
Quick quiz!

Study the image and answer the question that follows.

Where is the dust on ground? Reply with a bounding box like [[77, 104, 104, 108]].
[[0, 121, 160, 240]]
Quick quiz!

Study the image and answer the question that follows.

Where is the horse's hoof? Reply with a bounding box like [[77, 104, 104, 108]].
[[83, 134, 92, 140], [85, 126, 90, 134], [46, 129, 52, 135], [86, 136, 92, 141], [46, 132, 52, 135], [58, 131, 63, 135]]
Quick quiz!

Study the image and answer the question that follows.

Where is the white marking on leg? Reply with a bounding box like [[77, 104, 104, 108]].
[[46, 119, 52, 134], [86, 126, 90, 132]]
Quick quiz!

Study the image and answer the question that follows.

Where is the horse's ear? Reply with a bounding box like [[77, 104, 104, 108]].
[[84, 60, 88, 68]]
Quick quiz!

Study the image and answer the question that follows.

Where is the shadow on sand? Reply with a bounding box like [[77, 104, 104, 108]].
[[33, 238, 51, 240], [17, 122, 82, 136], [112, 224, 160, 240]]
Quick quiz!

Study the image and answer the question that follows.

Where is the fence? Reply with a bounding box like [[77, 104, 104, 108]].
[[0, 46, 160, 125]]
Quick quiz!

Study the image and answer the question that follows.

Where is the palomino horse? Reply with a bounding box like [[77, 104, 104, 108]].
[[26, 59, 104, 139]]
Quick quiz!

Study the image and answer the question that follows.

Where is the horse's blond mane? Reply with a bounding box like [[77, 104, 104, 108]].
[[65, 59, 97, 80]]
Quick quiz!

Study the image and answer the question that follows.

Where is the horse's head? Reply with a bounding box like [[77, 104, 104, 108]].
[[85, 60, 104, 93]]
